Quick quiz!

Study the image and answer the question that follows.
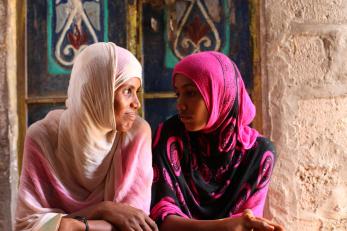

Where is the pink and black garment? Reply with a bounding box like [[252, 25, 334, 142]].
[[150, 51, 276, 224]]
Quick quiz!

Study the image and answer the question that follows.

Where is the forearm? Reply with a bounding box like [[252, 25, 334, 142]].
[[61, 202, 115, 230], [65, 203, 103, 220], [160, 213, 284, 231], [160, 215, 218, 231], [88, 220, 116, 231], [59, 217, 115, 231]]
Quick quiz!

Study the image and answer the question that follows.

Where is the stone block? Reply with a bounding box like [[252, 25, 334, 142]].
[[281, 32, 347, 89], [288, 0, 347, 24], [294, 96, 347, 216]]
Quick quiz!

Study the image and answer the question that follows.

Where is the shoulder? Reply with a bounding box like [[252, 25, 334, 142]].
[[152, 115, 183, 151], [251, 137, 277, 168], [157, 115, 184, 136], [152, 115, 184, 148], [25, 110, 63, 141], [254, 136, 276, 155], [245, 136, 277, 164], [129, 115, 152, 138], [23, 110, 63, 166]]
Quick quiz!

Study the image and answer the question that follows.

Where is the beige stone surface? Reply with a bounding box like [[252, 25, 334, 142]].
[[263, 0, 347, 230], [0, 0, 11, 229], [296, 97, 347, 219], [0, 0, 18, 230], [288, 0, 347, 23]]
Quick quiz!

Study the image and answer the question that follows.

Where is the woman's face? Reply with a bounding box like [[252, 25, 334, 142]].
[[114, 77, 141, 132], [174, 74, 209, 132]]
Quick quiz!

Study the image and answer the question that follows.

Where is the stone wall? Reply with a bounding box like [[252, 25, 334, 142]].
[[262, 0, 347, 230], [0, 0, 18, 230], [1, 1, 347, 230], [0, 0, 11, 229]]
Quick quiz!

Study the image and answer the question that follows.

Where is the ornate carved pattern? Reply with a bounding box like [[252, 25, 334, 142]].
[[173, 0, 221, 59], [54, 0, 100, 66], [48, 0, 107, 74]]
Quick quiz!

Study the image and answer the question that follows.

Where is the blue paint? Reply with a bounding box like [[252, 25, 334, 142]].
[[164, 0, 231, 68], [47, 0, 109, 75]]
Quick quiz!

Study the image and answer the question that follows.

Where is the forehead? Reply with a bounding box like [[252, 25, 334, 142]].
[[120, 77, 141, 88], [174, 74, 196, 89]]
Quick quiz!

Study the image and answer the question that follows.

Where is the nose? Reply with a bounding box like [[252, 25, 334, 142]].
[[131, 94, 141, 109], [176, 97, 187, 112]]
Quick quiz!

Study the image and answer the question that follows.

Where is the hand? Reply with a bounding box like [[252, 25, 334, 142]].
[[100, 201, 158, 231], [216, 209, 284, 231]]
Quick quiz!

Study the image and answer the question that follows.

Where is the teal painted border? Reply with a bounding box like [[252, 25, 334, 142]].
[[221, 0, 230, 54], [164, 10, 179, 69], [47, 0, 109, 75], [103, 0, 109, 42], [164, 0, 230, 69]]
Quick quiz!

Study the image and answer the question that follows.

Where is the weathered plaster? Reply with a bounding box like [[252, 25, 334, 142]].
[[262, 0, 347, 230], [0, 0, 18, 230]]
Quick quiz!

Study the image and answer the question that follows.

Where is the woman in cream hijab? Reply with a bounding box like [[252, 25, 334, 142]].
[[15, 42, 157, 231]]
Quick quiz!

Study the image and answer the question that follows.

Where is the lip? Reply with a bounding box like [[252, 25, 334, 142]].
[[179, 115, 193, 122], [126, 112, 137, 120]]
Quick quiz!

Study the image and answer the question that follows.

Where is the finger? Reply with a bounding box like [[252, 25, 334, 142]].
[[252, 217, 284, 231], [144, 216, 159, 231], [245, 217, 274, 231], [273, 224, 285, 231], [139, 220, 153, 231], [131, 223, 143, 231], [243, 209, 255, 220]]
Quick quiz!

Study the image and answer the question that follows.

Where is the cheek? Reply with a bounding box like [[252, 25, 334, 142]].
[[196, 101, 209, 123], [114, 97, 127, 115]]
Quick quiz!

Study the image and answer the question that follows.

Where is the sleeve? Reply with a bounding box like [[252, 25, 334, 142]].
[[233, 139, 277, 217], [15, 136, 65, 231], [121, 120, 154, 214]]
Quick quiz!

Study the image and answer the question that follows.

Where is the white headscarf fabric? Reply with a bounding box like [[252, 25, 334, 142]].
[[15, 42, 153, 231]]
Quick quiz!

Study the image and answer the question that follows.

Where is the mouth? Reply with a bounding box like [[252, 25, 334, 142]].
[[179, 115, 193, 123], [126, 112, 137, 120]]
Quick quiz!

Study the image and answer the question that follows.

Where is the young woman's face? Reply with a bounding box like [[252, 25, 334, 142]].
[[114, 77, 141, 132], [174, 74, 209, 132]]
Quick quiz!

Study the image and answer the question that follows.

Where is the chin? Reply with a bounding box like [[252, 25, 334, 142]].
[[117, 122, 134, 132], [184, 125, 201, 132]]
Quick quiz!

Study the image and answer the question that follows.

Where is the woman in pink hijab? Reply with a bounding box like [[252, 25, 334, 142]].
[[150, 51, 284, 230], [16, 42, 158, 231]]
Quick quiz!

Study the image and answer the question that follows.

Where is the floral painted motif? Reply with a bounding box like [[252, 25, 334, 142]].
[[48, 0, 107, 74], [67, 24, 88, 49]]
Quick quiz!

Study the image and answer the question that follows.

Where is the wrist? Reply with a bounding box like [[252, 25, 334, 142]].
[[59, 217, 85, 231], [74, 216, 89, 231], [202, 219, 222, 231], [97, 201, 113, 220]]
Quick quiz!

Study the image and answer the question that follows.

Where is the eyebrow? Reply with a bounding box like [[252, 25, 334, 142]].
[[121, 84, 140, 89], [174, 83, 196, 89]]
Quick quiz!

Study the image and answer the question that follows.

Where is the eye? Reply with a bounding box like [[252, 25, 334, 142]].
[[123, 88, 131, 95], [185, 90, 196, 97]]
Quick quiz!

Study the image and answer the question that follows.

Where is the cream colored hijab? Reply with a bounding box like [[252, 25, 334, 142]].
[[16, 42, 153, 230]]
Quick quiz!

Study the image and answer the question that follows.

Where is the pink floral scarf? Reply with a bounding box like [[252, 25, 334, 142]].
[[150, 51, 275, 224]]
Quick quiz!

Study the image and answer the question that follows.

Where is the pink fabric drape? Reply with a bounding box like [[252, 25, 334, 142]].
[[15, 42, 153, 231], [173, 51, 258, 149], [151, 51, 276, 223]]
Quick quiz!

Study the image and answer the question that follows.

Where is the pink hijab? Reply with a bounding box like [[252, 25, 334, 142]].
[[15, 42, 153, 231], [173, 51, 258, 149]]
